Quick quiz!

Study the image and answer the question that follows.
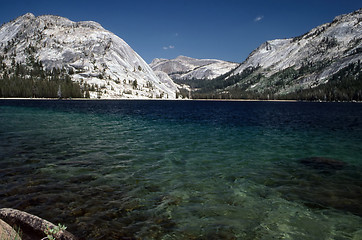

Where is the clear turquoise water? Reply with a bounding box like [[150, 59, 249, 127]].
[[0, 100, 362, 239]]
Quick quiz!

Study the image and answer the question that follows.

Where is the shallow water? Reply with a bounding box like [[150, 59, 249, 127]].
[[0, 100, 362, 239]]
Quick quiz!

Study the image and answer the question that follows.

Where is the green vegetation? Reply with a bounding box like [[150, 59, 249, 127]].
[[174, 67, 245, 91], [42, 224, 67, 240], [175, 67, 257, 98], [0, 55, 86, 98], [178, 60, 361, 101], [132, 79, 138, 89], [282, 61, 362, 101]]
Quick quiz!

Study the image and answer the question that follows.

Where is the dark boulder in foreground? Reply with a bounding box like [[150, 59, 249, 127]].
[[299, 157, 347, 170], [264, 157, 362, 217], [0, 208, 77, 240]]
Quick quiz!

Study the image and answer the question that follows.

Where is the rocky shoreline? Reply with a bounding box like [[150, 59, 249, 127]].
[[0, 208, 77, 240]]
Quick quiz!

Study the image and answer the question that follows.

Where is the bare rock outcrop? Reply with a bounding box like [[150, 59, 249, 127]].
[[0, 219, 21, 240], [0, 208, 77, 240]]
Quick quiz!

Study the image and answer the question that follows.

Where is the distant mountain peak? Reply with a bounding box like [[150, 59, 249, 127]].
[[150, 56, 239, 80], [175, 55, 195, 61], [21, 13, 35, 19]]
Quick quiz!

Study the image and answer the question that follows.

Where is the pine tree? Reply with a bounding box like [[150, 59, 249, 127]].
[[132, 79, 138, 89], [57, 85, 62, 99]]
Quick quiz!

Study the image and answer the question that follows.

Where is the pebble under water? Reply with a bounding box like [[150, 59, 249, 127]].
[[0, 100, 362, 240]]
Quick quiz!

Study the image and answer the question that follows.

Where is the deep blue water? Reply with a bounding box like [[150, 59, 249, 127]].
[[0, 100, 362, 239]]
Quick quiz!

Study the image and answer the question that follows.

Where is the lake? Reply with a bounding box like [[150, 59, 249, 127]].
[[0, 100, 361, 239]]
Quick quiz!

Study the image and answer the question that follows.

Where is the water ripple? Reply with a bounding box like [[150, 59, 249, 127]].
[[0, 100, 362, 239]]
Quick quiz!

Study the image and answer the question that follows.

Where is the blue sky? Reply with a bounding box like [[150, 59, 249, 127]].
[[0, 0, 360, 63]]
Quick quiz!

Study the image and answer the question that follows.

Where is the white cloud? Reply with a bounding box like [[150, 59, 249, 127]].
[[163, 45, 175, 50], [254, 15, 264, 22]]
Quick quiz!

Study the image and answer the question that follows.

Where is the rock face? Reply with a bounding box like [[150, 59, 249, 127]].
[[0, 219, 21, 240], [0, 13, 176, 99], [228, 9, 362, 95], [150, 55, 239, 80], [153, 70, 180, 94], [0, 208, 77, 240]]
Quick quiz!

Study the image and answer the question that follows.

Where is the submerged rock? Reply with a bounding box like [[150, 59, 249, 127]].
[[299, 157, 347, 170], [263, 157, 362, 217], [0, 208, 77, 240]]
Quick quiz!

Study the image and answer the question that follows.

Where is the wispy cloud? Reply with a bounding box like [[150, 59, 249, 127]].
[[254, 15, 264, 22], [163, 45, 175, 50]]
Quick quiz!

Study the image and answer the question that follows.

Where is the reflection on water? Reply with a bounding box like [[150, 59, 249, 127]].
[[0, 100, 362, 239]]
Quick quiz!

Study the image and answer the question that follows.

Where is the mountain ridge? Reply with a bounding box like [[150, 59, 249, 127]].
[[171, 8, 362, 100], [150, 55, 239, 81]]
